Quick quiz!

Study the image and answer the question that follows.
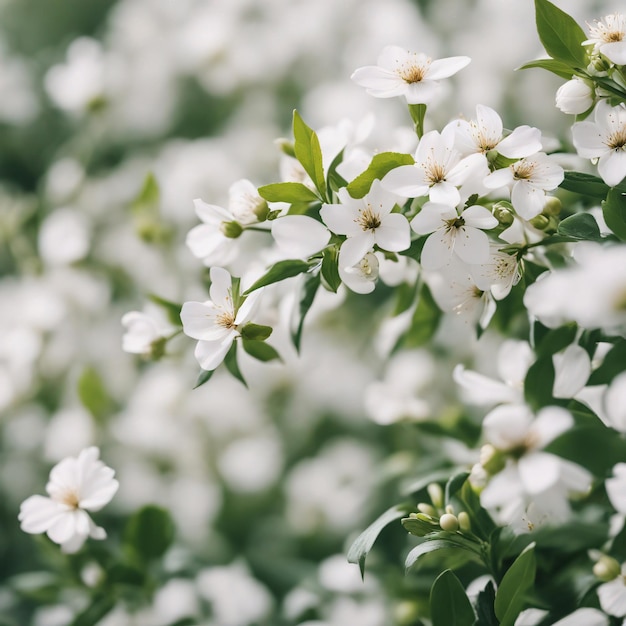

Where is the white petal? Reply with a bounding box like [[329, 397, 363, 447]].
[[420, 229, 455, 270], [320, 202, 361, 237], [271, 215, 330, 258], [606, 463, 626, 513], [518, 452, 562, 494], [511, 182, 545, 220], [483, 167, 514, 189], [186, 224, 226, 260], [234, 289, 262, 325], [483, 404, 533, 450], [598, 151, 626, 187], [426, 56, 471, 80], [552, 344, 591, 399], [350, 66, 407, 98], [374, 213, 411, 252], [429, 181, 460, 206], [381, 165, 429, 198], [532, 406, 573, 447], [339, 234, 375, 267], [404, 81, 440, 105], [19, 495, 68, 534], [454, 226, 491, 265], [462, 205, 498, 230], [209, 267, 233, 308], [193, 198, 232, 224], [572, 121, 606, 159], [453, 364, 521, 405], [195, 335, 235, 371], [552, 608, 608, 626], [605, 372, 626, 432], [180, 301, 229, 342], [47, 510, 80, 545], [497, 126, 542, 159], [475, 104, 503, 140], [410, 203, 455, 235], [598, 577, 626, 617], [498, 340, 534, 386]]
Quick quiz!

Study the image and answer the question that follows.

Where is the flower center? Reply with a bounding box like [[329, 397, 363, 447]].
[[426, 162, 447, 185], [445, 216, 465, 231], [60, 489, 80, 509], [398, 59, 430, 84], [607, 128, 626, 151], [513, 160, 535, 180], [357, 205, 381, 231], [216, 310, 236, 329], [471, 123, 498, 152]]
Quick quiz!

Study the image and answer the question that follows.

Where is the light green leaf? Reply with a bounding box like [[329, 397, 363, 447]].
[[243, 259, 312, 294], [603, 188, 626, 241], [320, 246, 341, 293], [258, 182, 320, 204], [430, 570, 475, 626], [293, 110, 326, 200], [131, 172, 160, 212], [557, 212, 603, 241], [242, 339, 281, 362], [124, 505, 175, 562], [147, 293, 183, 327], [77, 366, 115, 422], [347, 504, 410, 578], [346, 152, 414, 198], [518, 58, 578, 80], [534, 0, 587, 68], [494, 543, 537, 626]]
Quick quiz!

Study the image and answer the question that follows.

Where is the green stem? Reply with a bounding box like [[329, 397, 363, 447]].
[[408, 104, 427, 139]]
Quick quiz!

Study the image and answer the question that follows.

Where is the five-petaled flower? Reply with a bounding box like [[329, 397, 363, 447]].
[[18, 447, 119, 553], [585, 13, 626, 66]]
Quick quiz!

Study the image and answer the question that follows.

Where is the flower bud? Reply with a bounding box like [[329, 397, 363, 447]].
[[417, 503, 437, 517], [439, 513, 460, 532], [593, 555, 621, 581], [427, 483, 443, 508], [529, 214, 550, 230], [458, 511, 471, 532], [393, 601, 420, 625], [555, 77, 594, 115], [220, 220, 243, 239], [543, 196, 562, 217], [493, 203, 514, 226]]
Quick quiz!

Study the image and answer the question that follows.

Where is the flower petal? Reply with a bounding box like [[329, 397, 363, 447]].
[[271, 215, 330, 258], [426, 56, 471, 80], [598, 150, 626, 187], [454, 226, 490, 265], [497, 125, 542, 158], [374, 213, 410, 252], [195, 335, 235, 371], [511, 181, 545, 220]]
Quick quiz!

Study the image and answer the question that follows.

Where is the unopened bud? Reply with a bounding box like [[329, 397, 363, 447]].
[[529, 214, 550, 230], [592, 57, 611, 73], [439, 513, 460, 532], [593, 555, 621, 582], [220, 220, 243, 238], [427, 483, 443, 509], [543, 196, 562, 216], [458, 511, 471, 532], [445, 504, 455, 515], [493, 204, 514, 226], [417, 503, 437, 517]]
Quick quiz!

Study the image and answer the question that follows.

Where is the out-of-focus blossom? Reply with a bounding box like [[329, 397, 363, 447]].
[[597, 562, 626, 617], [585, 13, 626, 65], [18, 447, 119, 553], [38, 209, 90, 266], [121, 305, 174, 357], [555, 78, 594, 115]]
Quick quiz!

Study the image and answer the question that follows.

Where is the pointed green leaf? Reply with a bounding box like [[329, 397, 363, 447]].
[[346, 152, 415, 198], [224, 341, 246, 386], [194, 368, 215, 389], [534, 0, 587, 68], [430, 570, 475, 626], [124, 505, 175, 562], [291, 272, 321, 352], [131, 172, 160, 212], [557, 212, 603, 241], [445, 471, 470, 504], [242, 339, 281, 362], [394, 283, 441, 351], [243, 259, 312, 295], [518, 58, 579, 80], [494, 543, 537, 626], [524, 356, 555, 411], [258, 182, 320, 203], [147, 294, 183, 327], [560, 171, 612, 199], [293, 110, 326, 200], [240, 323, 273, 341], [475, 581, 499, 626], [603, 188, 626, 241], [347, 505, 410, 578], [321, 246, 341, 292]]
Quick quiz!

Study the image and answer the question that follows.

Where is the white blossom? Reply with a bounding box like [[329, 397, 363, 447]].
[[339, 251, 379, 294], [598, 564, 626, 617], [555, 78, 594, 115], [585, 13, 626, 66]]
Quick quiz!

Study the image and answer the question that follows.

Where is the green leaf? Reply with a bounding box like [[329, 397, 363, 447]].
[[77, 366, 115, 422], [534, 0, 587, 68], [106, 563, 146, 586], [347, 505, 410, 578], [147, 293, 183, 327], [243, 259, 312, 294], [401, 467, 459, 495], [494, 543, 537, 626], [346, 152, 415, 198], [557, 212, 603, 241], [242, 339, 281, 362], [405, 539, 476, 570], [293, 110, 326, 200], [518, 58, 579, 80], [458, 479, 497, 541], [224, 341, 246, 386], [291, 272, 321, 352], [603, 188, 626, 241], [475, 581, 499, 626], [588, 339, 626, 384], [70, 594, 115, 626], [394, 283, 441, 351], [258, 182, 320, 203], [124, 505, 175, 562], [560, 171, 611, 199], [194, 368, 215, 389], [131, 172, 160, 212], [430, 570, 475, 626], [240, 323, 273, 341], [524, 355, 555, 411], [532, 323, 578, 357], [445, 471, 470, 504], [320, 246, 341, 293]]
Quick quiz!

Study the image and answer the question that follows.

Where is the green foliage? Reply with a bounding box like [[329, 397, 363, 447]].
[[77, 366, 115, 422], [534, 0, 587, 68], [243, 259, 313, 294], [556, 212, 603, 241], [124, 505, 175, 562], [293, 110, 327, 201], [429, 570, 475, 626], [394, 283, 441, 351], [602, 188, 626, 241], [194, 367, 215, 389], [70, 594, 116, 626], [258, 182, 320, 203], [224, 341, 247, 386], [346, 152, 415, 199], [147, 294, 183, 327], [241, 338, 281, 362], [588, 339, 626, 384], [240, 323, 273, 341], [494, 543, 537, 626], [291, 272, 321, 352], [320, 246, 341, 293], [518, 58, 579, 80]]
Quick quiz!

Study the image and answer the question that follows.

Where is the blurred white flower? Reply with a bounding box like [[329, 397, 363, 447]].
[[469, 244, 521, 300], [18, 447, 119, 553], [121, 305, 174, 357], [602, 371, 626, 432], [606, 462, 626, 514], [339, 251, 379, 294], [551, 608, 608, 626], [572, 100, 626, 187], [351, 45, 470, 104], [585, 13, 626, 65], [38, 209, 90, 266], [555, 78, 594, 115], [597, 563, 626, 617]]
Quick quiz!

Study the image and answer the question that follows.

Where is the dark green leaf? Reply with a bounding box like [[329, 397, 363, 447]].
[[603, 188, 626, 241], [445, 471, 470, 504], [524, 356, 555, 411], [494, 543, 537, 626], [557, 212, 603, 241], [106, 563, 146, 586], [534, 323, 578, 357], [242, 339, 281, 362], [291, 273, 321, 352], [240, 323, 273, 341], [347, 504, 411, 578], [77, 366, 115, 422], [560, 171, 611, 199], [243, 260, 312, 294], [394, 283, 441, 351], [346, 152, 415, 198], [476, 581, 499, 626], [518, 58, 578, 80], [458, 479, 497, 541], [147, 293, 183, 327], [224, 341, 246, 386], [70, 594, 115, 626], [320, 246, 341, 293], [194, 368, 215, 389], [258, 182, 320, 203], [405, 539, 476, 571], [430, 570, 475, 626], [399, 235, 428, 262], [534, 0, 587, 68], [293, 110, 326, 200], [124, 505, 175, 562], [588, 339, 626, 384], [393, 280, 419, 316]]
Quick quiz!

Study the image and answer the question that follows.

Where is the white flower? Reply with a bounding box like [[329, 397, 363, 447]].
[[585, 13, 626, 66], [551, 608, 608, 626], [382, 127, 486, 206], [598, 563, 626, 617], [227, 179, 268, 225], [18, 447, 118, 553], [270, 215, 330, 259], [411, 201, 498, 270], [180, 267, 262, 371], [450, 104, 542, 159], [572, 101, 626, 187], [483, 153, 564, 220], [121, 305, 174, 356], [602, 371, 626, 433], [555, 78, 594, 115], [319, 179, 410, 266], [606, 462, 626, 514], [469, 244, 521, 300], [351, 45, 470, 105], [552, 343, 591, 399], [339, 251, 379, 294]]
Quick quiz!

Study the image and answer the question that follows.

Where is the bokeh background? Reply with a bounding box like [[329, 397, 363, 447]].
[[0, 0, 615, 624]]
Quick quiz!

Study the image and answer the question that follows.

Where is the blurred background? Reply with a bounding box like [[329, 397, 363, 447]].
[[0, 0, 615, 624]]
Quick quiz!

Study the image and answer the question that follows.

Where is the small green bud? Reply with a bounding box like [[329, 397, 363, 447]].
[[220, 220, 243, 238], [543, 196, 562, 216], [149, 337, 168, 360], [493, 204, 514, 226], [427, 483, 444, 508], [480, 444, 506, 475], [529, 214, 550, 230], [458, 511, 471, 532], [417, 503, 437, 517], [253, 200, 269, 222], [593, 57, 611, 72], [439, 513, 460, 532], [593, 555, 621, 582]]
